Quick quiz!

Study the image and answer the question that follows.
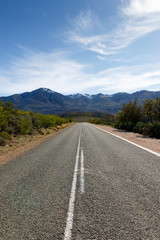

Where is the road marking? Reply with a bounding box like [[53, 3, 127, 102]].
[[80, 149, 85, 193], [64, 128, 81, 240], [92, 124, 160, 158]]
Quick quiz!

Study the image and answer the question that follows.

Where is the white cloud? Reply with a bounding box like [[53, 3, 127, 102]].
[[0, 50, 86, 95], [119, 0, 160, 45], [123, 0, 160, 16], [65, 10, 116, 56], [0, 48, 160, 96], [66, 0, 160, 56], [79, 64, 160, 94]]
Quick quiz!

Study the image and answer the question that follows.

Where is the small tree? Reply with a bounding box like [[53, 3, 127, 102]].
[[0, 106, 8, 131], [116, 99, 142, 131], [155, 97, 160, 121], [143, 99, 156, 123], [20, 117, 32, 134]]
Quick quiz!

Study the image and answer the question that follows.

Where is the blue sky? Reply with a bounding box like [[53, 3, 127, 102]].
[[0, 0, 160, 96]]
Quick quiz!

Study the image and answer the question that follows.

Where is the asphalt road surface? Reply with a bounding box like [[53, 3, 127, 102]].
[[0, 123, 160, 240]]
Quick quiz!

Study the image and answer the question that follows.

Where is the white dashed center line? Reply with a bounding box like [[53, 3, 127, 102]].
[[64, 128, 82, 240], [80, 149, 85, 194]]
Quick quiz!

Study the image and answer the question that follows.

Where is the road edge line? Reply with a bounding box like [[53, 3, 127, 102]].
[[91, 124, 160, 158]]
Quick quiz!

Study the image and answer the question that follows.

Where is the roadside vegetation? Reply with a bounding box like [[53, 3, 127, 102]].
[[88, 113, 115, 125], [115, 98, 160, 138], [89, 98, 160, 139], [61, 112, 115, 123], [0, 100, 71, 146]]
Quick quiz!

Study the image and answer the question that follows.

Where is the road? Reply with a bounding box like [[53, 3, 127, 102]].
[[0, 123, 160, 239]]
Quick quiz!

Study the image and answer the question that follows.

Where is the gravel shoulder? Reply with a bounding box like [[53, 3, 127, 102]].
[[92, 124, 160, 155]]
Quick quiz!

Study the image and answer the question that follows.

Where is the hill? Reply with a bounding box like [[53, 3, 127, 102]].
[[1, 88, 160, 114]]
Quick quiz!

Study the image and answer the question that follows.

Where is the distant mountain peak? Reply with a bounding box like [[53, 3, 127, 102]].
[[42, 88, 55, 93], [0, 88, 160, 115], [34, 88, 56, 94]]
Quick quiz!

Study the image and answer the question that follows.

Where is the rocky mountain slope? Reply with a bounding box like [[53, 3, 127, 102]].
[[1, 88, 160, 114]]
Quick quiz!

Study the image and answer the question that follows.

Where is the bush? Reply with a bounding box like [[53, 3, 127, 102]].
[[0, 100, 70, 140], [20, 117, 33, 135], [134, 122, 145, 134], [115, 122, 134, 131], [0, 131, 12, 140], [152, 122, 160, 138], [116, 99, 142, 128], [142, 123, 154, 137], [0, 111, 8, 132], [88, 118, 102, 124], [114, 98, 160, 138], [6, 126, 15, 134], [134, 122, 160, 138], [0, 136, 6, 146]]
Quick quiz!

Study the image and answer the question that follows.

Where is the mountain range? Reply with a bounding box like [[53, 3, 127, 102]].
[[0, 88, 160, 115]]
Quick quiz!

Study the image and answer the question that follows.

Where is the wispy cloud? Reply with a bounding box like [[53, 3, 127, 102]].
[[97, 55, 107, 61], [67, 9, 102, 37], [92, 65, 160, 93], [68, 10, 101, 34], [66, 0, 160, 56], [0, 49, 85, 95], [0, 47, 160, 96]]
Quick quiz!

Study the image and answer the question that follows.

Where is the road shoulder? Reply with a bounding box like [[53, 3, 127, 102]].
[[91, 124, 160, 155]]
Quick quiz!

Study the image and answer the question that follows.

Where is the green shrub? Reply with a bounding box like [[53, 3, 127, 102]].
[[0, 100, 69, 140], [0, 131, 12, 140], [0, 136, 6, 146], [6, 126, 15, 134], [152, 122, 160, 138], [88, 118, 102, 124], [115, 98, 160, 138], [115, 122, 134, 131], [134, 122, 145, 134], [142, 123, 154, 137], [20, 117, 33, 135], [116, 99, 142, 128], [0, 110, 8, 132], [8, 114, 21, 134]]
